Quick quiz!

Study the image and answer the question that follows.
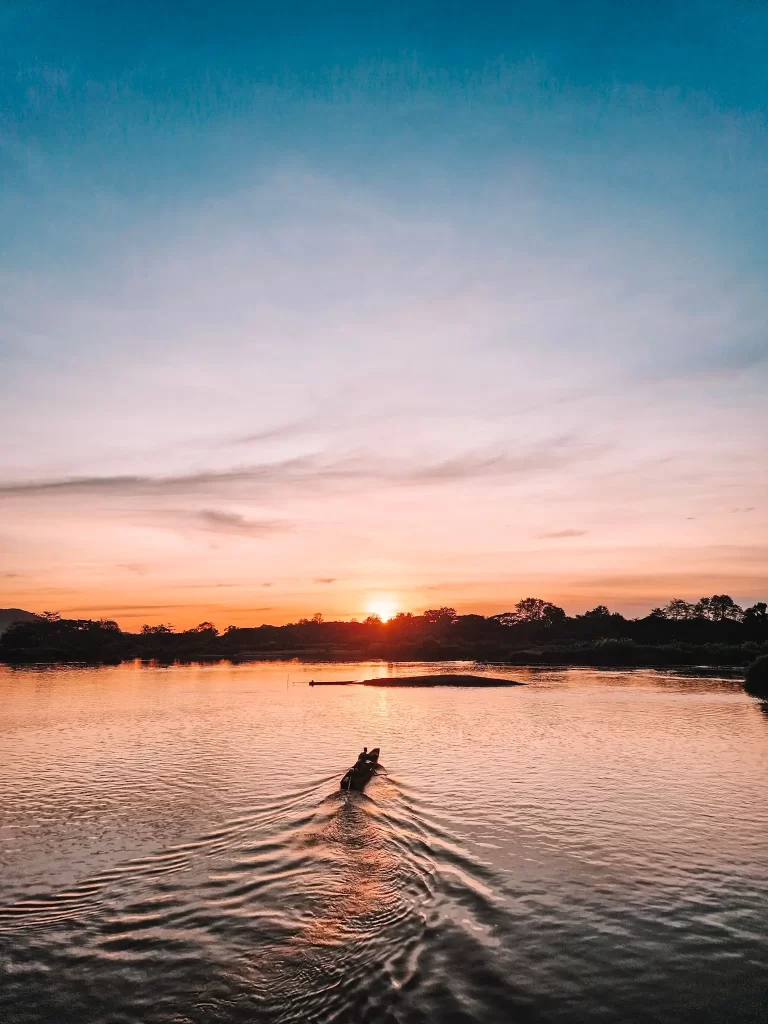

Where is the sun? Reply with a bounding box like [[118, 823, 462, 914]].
[[365, 597, 399, 622]]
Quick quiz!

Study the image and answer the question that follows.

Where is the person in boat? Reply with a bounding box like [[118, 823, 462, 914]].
[[357, 746, 369, 762]]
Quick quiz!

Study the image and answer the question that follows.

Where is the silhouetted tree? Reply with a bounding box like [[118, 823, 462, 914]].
[[297, 613, 324, 626], [2, 596, 766, 667], [184, 621, 219, 635], [663, 598, 697, 620], [491, 612, 518, 627], [541, 603, 566, 627], [695, 595, 743, 622], [423, 607, 458, 626], [581, 605, 612, 619], [511, 598, 549, 622], [744, 602, 767, 626]]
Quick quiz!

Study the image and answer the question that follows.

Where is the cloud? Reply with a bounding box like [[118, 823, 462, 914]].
[[195, 509, 290, 536], [175, 582, 240, 589], [313, 577, 336, 584], [60, 604, 199, 613], [223, 418, 313, 447], [537, 529, 588, 539], [0, 439, 603, 502]]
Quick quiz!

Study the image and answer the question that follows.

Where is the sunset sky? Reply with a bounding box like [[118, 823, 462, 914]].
[[1, 1, 766, 629]]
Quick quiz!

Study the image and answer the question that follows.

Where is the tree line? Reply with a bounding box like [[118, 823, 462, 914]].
[[1, 595, 766, 666]]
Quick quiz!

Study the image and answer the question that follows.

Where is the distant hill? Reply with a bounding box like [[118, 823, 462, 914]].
[[0, 608, 39, 634]]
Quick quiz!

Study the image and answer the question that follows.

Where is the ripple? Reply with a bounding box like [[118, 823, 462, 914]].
[[1, 663, 767, 1023]]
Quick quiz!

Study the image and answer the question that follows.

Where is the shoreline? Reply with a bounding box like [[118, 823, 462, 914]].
[[0, 656, 749, 676]]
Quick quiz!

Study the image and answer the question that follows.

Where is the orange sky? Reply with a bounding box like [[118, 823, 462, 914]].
[[2, 457, 765, 629]]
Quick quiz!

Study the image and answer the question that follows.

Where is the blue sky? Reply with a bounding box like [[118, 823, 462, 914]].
[[1, 1, 766, 625]]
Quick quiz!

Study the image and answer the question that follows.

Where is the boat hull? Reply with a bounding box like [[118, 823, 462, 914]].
[[340, 747, 380, 792]]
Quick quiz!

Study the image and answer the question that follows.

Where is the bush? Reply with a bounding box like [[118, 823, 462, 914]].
[[744, 655, 768, 697]]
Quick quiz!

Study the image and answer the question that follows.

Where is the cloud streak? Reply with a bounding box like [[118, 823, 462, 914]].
[[537, 530, 588, 539], [195, 510, 290, 536], [0, 439, 604, 501]]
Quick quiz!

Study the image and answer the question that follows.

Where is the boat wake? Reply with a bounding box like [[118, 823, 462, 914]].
[[0, 772, 542, 1024]]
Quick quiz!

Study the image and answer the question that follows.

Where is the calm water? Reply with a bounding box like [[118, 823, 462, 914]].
[[1, 662, 766, 1024]]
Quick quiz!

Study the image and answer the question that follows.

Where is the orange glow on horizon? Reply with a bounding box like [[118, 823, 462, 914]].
[[364, 597, 399, 622]]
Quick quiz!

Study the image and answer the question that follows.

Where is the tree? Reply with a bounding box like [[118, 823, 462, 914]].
[[663, 598, 697, 621], [491, 612, 518, 627], [694, 595, 743, 622], [421, 607, 457, 640], [41, 611, 60, 622], [581, 605, 611, 619], [298, 613, 324, 626], [512, 597, 549, 623], [141, 623, 174, 634], [96, 619, 120, 631], [541, 603, 566, 628], [184, 621, 219, 635], [743, 603, 767, 628], [423, 607, 458, 626], [493, 600, 565, 627], [455, 613, 489, 639]]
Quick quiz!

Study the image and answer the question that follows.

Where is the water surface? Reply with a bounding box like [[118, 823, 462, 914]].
[[1, 662, 766, 1023]]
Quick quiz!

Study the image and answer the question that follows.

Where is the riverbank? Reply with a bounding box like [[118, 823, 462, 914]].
[[3, 643, 764, 669], [2, 611, 765, 669]]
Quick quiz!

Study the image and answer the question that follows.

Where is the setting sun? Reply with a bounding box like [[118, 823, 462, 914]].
[[364, 597, 399, 622]]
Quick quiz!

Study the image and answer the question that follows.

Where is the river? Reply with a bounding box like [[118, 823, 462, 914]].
[[1, 661, 766, 1023]]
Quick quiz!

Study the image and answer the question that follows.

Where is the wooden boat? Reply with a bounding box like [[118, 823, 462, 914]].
[[340, 747, 380, 792]]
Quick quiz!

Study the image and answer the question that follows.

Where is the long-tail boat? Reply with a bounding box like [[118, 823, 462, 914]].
[[340, 747, 380, 792]]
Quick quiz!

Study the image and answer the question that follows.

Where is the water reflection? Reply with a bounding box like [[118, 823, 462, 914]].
[[0, 663, 766, 1023]]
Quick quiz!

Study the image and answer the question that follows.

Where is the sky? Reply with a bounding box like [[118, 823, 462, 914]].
[[1, 0, 766, 629]]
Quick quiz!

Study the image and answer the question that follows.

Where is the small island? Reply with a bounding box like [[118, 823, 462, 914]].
[[360, 674, 522, 687], [310, 674, 522, 686]]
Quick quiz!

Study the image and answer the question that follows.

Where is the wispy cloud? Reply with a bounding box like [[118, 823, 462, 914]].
[[195, 510, 290, 536], [313, 577, 336, 584], [537, 529, 588, 539], [0, 439, 603, 501], [60, 604, 199, 613], [222, 419, 312, 447]]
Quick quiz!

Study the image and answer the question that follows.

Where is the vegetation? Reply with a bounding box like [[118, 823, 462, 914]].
[[744, 654, 768, 697], [1, 596, 766, 668]]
